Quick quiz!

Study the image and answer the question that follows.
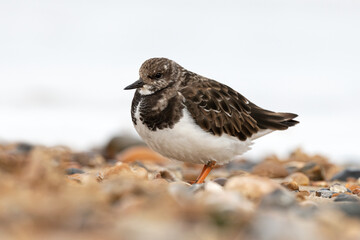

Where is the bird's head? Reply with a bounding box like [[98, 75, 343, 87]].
[[124, 58, 182, 95]]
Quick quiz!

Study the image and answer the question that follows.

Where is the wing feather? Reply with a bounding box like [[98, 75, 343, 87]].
[[180, 78, 298, 141]]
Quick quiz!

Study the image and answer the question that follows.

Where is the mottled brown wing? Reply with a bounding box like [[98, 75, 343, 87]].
[[180, 79, 260, 141], [181, 79, 299, 141]]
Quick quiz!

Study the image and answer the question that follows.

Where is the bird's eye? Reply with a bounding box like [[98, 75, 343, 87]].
[[154, 73, 162, 79]]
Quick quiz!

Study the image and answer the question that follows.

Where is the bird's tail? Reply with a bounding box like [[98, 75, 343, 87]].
[[249, 103, 299, 130]]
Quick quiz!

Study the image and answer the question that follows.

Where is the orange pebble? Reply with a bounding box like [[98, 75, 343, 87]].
[[332, 192, 352, 198], [346, 183, 360, 193], [67, 173, 84, 183], [102, 163, 131, 179], [116, 146, 169, 165]]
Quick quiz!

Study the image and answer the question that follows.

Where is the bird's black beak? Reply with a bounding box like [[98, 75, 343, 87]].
[[124, 78, 144, 90]]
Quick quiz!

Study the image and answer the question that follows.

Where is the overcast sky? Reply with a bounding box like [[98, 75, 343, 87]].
[[1, 0, 359, 163]]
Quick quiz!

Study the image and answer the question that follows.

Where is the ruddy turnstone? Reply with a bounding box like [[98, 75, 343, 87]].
[[124, 58, 299, 184]]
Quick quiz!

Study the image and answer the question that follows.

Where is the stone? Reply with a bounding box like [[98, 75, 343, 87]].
[[168, 181, 192, 204], [345, 183, 360, 196], [334, 194, 360, 202], [102, 135, 145, 159], [225, 159, 257, 172], [323, 164, 343, 181], [150, 178, 169, 186], [200, 189, 255, 214], [67, 173, 84, 183], [15, 142, 34, 153], [213, 177, 227, 186], [72, 152, 105, 167], [252, 161, 289, 178], [315, 189, 335, 198], [204, 181, 223, 194], [311, 181, 329, 187], [225, 175, 281, 201], [283, 161, 306, 173], [296, 190, 311, 201], [259, 189, 296, 209], [331, 168, 360, 181], [0, 146, 28, 173], [336, 202, 360, 218], [65, 161, 82, 169], [65, 168, 85, 175], [285, 172, 310, 186], [189, 183, 205, 193], [281, 181, 299, 191], [116, 146, 169, 165], [299, 162, 323, 181], [101, 163, 134, 180], [331, 192, 351, 198], [299, 200, 318, 208], [329, 183, 349, 193], [131, 166, 149, 179], [152, 168, 179, 182]]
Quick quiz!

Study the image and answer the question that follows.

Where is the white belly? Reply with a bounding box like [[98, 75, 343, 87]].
[[134, 104, 271, 165]]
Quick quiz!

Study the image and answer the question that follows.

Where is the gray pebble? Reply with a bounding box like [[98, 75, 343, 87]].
[[337, 202, 360, 218], [315, 189, 335, 198], [334, 194, 360, 202], [66, 168, 85, 175], [260, 189, 296, 209], [213, 178, 227, 186], [331, 168, 360, 181]]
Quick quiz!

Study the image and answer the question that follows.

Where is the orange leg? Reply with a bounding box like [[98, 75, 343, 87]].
[[194, 161, 216, 184], [195, 164, 208, 182]]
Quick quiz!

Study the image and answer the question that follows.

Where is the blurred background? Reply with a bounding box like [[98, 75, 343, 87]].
[[0, 0, 359, 163]]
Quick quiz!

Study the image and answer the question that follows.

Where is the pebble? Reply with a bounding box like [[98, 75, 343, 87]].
[[67, 173, 83, 183], [150, 178, 169, 186], [284, 172, 310, 186], [299, 162, 323, 181], [131, 167, 149, 179], [168, 181, 192, 204], [252, 161, 289, 178], [189, 183, 205, 193], [331, 192, 351, 198], [346, 183, 360, 196], [299, 200, 318, 208], [73, 152, 105, 167], [102, 135, 145, 159], [116, 146, 169, 165], [329, 183, 349, 193], [296, 191, 310, 201], [283, 161, 306, 173], [213, 177, 227, 186], [225, 160, 257, 172], [259, 189, 296, 209], [101, 163, 132, 179], [15, 142, 34, 153], [336, 202, 360, 218], [201, 190, 255, 213], [204, 181, 223, 194], [281, 181, 299, 191], [65, 168, 85, 175], [311, 181, 329, 188], [154, 170, 175, 181], [315, 189, 335, 198], [225, 175, 281, 201], [331, 168, 360, 181], [334, 194, 360, 202]]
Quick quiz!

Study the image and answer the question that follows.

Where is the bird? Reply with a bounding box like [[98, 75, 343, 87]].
[[124, 58, 299, 184]]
